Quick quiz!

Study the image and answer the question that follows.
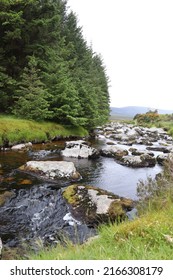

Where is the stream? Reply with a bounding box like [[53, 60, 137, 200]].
[[0, 123, 172, 256]]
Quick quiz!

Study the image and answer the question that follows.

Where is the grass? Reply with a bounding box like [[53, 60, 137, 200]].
[[109, 115, 133, 122], [0, 115, 88, 146], [29, 204, 173, 260]]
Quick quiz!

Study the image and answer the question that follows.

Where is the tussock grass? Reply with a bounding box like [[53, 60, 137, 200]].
[[0, 115, 88, 146]]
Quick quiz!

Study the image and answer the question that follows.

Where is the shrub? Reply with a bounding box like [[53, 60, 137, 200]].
[[134, 110, 160, 125], [137, 155, 173, 213]]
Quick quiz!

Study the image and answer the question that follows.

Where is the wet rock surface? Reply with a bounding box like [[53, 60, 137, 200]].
[[0, 191, 14, 207], [11, 142, 32, 151], [0, 184, 96, 250], [156, 154, 169, 165], [119, 154, 156, 167], [63, 184, 134, 226], [19, 161, 81, 180], [101, 123, 171, 146], [61, 140, 100, 159], [101, 145, 128, 159], [98, 122, 173, 167]]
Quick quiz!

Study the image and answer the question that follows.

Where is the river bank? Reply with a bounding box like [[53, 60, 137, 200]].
[[30, 201, 173, 260], [0, 115, 88, 148]]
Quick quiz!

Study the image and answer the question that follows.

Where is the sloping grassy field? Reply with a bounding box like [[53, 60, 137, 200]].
[[0, 115, 88, 146]]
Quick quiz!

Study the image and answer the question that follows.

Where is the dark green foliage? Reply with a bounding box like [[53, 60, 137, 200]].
[[0, 0, 110, 128], [0, 49, 16, 112], [13, 56, 51, 120]]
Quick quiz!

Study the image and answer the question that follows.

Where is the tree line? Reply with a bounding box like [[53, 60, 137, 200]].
[[0, 0, 110, 129]]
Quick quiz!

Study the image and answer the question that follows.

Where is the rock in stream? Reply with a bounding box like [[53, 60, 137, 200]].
[[19, 161, 81, 180], [0, 184, 96, 254], [63, 184, 134, 226]]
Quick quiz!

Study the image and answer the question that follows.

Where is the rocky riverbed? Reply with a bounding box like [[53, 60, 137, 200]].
[[0, 122, 173, 258]]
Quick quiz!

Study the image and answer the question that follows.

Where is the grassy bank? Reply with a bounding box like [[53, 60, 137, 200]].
[[0, 115, 88, 147], [29, 157, 173, 260], [132, 112, 173, 137], [30, 205, 173, 260]]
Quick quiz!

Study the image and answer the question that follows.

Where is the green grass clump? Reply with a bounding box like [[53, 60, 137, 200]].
[[0, 115, 88, 146], [168, 127, 173, 137]]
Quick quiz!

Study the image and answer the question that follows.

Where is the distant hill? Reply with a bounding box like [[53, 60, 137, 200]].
[[110, 106, 173, 119]]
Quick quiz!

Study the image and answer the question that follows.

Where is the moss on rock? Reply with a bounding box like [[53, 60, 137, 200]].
[[63, 184, 79, 205], [0, 191, 14, 206], [108, 200, 126, 220], [62, 184, 134, 226]]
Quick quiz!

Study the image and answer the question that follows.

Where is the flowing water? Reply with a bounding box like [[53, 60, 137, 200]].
[[0, 138, 162, 198]]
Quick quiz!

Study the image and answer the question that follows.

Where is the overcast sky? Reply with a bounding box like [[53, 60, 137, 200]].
[[67, 0, 173, 110]]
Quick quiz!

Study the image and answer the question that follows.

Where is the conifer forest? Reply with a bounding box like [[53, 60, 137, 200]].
[[0, 0, 110, 129]]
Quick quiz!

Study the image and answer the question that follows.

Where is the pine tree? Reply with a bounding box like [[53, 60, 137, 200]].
[[0, 0, 25, 78], [91, 54, 110, 124], [44, 47, 87, 126], [0, 49, 16, 113], [13, 56, 51, 120]]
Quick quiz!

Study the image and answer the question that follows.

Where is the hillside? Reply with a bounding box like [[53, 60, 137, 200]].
[[111, 106, 173, 119]]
